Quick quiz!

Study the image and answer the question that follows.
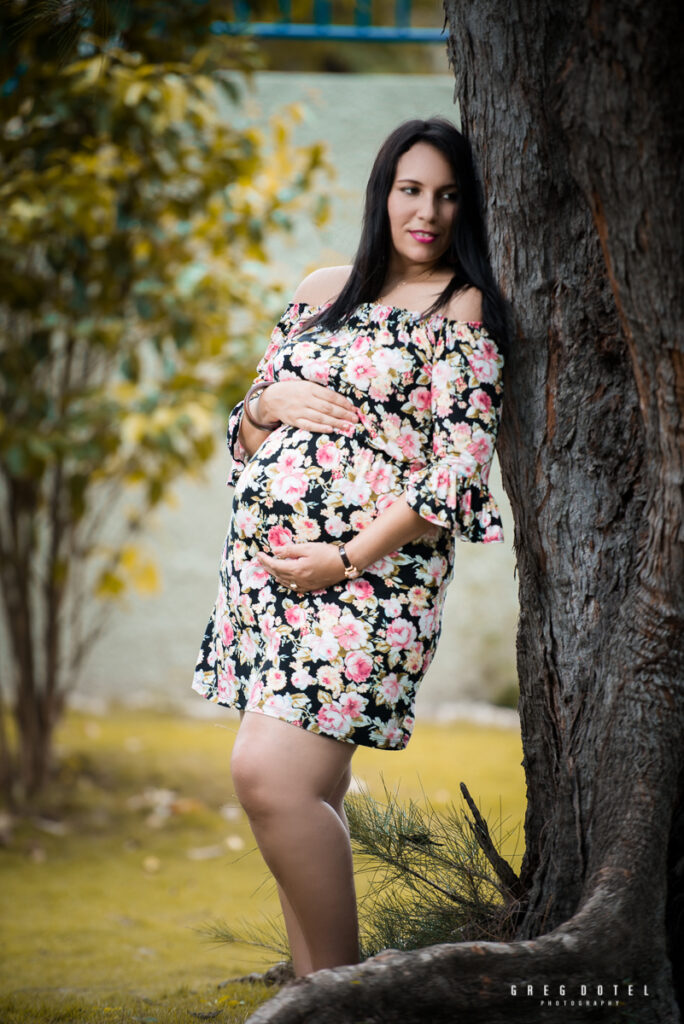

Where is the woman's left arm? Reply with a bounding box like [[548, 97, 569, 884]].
[[257, 322, 505, 592], [256, 495, 431, 591]]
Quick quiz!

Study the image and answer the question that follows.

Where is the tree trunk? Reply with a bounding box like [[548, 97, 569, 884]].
[[245, 0, 684, 1021], [0, 472, 62, 801]]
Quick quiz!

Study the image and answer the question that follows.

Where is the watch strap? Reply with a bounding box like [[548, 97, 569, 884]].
[[338, 544, 361, 579]]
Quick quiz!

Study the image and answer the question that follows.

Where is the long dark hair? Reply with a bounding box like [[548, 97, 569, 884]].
[[298, 117, 510, 356]]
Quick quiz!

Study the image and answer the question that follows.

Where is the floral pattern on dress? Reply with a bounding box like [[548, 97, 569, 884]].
[[192, 301, 504, 749]]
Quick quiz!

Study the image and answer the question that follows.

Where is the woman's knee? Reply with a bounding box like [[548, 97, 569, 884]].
[[230, 741, 278, 819], [230, 710, 355, 818], [230, 715, 303, 818]]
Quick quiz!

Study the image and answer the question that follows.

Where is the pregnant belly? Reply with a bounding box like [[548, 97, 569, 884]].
[[231, 425, 406, 548]]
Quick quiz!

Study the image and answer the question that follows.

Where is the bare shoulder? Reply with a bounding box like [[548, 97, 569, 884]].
[[292, 265, 353, 305], [445, 285, 483, 322]]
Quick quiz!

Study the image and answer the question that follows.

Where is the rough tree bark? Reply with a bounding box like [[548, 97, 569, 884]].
[[245, 1, 684, 1020]]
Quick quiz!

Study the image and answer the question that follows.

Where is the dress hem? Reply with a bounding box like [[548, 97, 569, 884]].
[[191, 680, 411, 751]]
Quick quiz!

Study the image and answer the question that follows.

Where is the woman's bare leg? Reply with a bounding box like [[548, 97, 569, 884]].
[[274, 763, 353, 975], [237, 713, 315, 972], [231, 711, 358, 975], [236, 714, 353, 974]]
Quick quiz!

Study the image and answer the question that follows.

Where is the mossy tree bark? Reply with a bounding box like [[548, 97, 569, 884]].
[[247, 0, 684, 1020]]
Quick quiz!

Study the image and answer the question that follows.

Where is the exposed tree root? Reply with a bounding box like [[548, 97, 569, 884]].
[[246, 897, 675, 1024]]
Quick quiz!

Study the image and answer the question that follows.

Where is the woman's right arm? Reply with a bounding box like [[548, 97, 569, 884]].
[[237, 266, 357, 458], [238, 381, 359, 458], [237, 392, 278, 458]]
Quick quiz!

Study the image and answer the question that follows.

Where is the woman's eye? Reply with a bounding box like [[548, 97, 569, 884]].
[[400, 187, 459, 200]]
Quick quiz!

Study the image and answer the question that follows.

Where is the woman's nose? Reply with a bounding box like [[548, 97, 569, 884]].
[[417, 193, 438, 221]]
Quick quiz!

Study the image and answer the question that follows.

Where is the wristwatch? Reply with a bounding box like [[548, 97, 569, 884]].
[[338, 544, 361, 579]]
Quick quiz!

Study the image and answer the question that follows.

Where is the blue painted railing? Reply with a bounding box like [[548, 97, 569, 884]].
[[212, 1, 446, 43]]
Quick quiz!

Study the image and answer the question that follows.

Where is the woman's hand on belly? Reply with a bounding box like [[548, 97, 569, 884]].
[[257, 541, 346, 593], [259, 380, 359, 434]]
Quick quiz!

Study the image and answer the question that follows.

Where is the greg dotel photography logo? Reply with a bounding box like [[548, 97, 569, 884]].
[[508, 980, 651, 1009]]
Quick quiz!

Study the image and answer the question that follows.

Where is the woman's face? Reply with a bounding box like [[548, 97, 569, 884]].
[[386, 141, 460, 271]]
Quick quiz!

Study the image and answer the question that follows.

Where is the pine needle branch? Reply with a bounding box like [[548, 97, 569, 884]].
[[200, 777, 525, 966], [197, 916, 289, 960]]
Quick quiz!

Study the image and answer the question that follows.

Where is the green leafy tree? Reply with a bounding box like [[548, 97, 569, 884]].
[[0, 6, 331, 802]]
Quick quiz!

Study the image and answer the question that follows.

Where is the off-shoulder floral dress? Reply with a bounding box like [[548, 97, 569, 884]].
[[192, 300, 504, 749]]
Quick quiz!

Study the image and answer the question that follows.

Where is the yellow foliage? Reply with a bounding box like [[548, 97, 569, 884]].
[[120, 413, 149, 446], [119, 404, 214, 450], [123, 79, 145, 107], [150, 406, 176, 430], [62, 55, 109, 90], [162, 489, 179, 508], [111, 381, 138, 402], [9, 197, 45, 221], [286, 101, 305, 124], [132, 237, 152, 263], [119, 545, 161, 595], [182, 401, 214, 435], [94, 569, 125, 598], [161, 75, 188, 124], [131, 560, 160, 595]]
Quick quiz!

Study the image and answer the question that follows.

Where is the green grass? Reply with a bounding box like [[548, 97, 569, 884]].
[[0, 984, 273, 1024], [0, 705, 525, 1022]]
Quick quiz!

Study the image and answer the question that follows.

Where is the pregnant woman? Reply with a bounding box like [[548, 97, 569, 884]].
[[192, 117, 508, 977]]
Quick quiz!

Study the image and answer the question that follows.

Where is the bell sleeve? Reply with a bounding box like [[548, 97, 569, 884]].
[[404, 320, 505, 543], [225, 301, 317, 487]]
